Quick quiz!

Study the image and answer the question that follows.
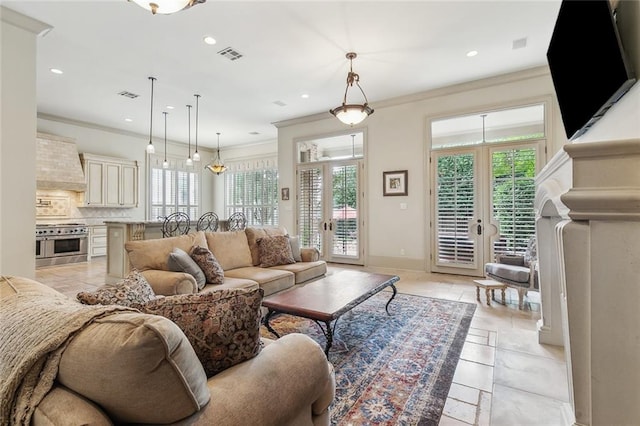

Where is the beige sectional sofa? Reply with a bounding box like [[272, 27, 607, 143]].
[[0, 276, 335, 425], [124, 227, 327, 297]]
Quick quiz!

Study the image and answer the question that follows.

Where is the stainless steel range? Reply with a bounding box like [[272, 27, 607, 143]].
[[36, 223, 89, 267]]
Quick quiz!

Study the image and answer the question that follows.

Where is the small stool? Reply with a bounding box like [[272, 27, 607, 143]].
[[473, 279, 507, 306]]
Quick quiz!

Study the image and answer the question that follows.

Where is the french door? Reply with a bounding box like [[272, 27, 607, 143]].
[[297, 159, 364, 265], [431, 142, 541, 276]]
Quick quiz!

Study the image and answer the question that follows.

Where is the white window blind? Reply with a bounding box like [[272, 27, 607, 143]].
[[148, 154, 200, 221], [224, 156, 278, 226]]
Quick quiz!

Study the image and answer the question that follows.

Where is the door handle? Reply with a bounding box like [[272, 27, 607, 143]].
[[477, 224, 482, 235], [329, 222, 333, 231], [323, 222, 327, 231]]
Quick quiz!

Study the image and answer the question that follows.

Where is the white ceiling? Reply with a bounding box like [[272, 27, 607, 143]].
[[4, 0, 562, 149]]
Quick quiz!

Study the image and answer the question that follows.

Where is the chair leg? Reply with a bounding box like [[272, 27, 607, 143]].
[[517, 288, 527, 310]]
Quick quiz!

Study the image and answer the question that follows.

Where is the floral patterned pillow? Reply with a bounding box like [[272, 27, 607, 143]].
[[257, 235, 296, 267], [190, 245, 224, 285], [135, 288, 264, 377], [77, 269, 156, 307]]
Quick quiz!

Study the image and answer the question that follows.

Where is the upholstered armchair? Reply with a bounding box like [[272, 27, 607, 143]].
[[484, 237, 538, 309]]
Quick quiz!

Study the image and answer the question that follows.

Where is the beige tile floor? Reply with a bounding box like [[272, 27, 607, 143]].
[[35, 258, 570, 425]]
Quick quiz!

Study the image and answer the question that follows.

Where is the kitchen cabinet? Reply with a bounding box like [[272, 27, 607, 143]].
[[89, 225, 107, 258], [80, 153, 138, 207]]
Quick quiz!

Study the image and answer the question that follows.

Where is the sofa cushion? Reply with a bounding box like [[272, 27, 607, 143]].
[[485, 262, 530, 285], [57, 312, 210, 424], [201, 277, 259, 294], [125, 231, 207, 272], [288, 235, 303, 262], [245, 226, 287, 266], [136, 288, 264, 377], [270, 261, 328, 284], [168, 247, 206, 289], [190, 245, 224, 286], [224, 267, 294, 297], [205, 231, 253, 271], [76, 270, 156, 307], [257, 235, 296, 268]]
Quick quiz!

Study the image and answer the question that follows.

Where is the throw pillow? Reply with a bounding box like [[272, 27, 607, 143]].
[[77, 269, 156, 307], [190, 245, 225, 285], [167, 247, 206, 290], [288, 235, 302, 262], [257, 235, 296, 268], [136, 288, 264, 377]]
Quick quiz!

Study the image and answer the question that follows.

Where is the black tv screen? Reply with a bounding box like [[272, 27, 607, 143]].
[[547, 0, 636, 140]]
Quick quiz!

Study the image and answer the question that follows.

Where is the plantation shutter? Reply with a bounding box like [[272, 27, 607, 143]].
[[435, 153, 476, 266], [491, 146, 537, 256], [331, 163, 359, 257], [224, 157, 278, 226], [297, 166, 323, 252], [147, 154, 199, 220]]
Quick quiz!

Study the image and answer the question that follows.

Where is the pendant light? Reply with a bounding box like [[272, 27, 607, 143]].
[[329, 52, 374, 126], [129, 0, 206, 15], [205, 132, 227, 175], [193, 94, 201, 162], [146, 76, 156, 153], [186, 104, 193, 167], [162, 112, 169, 169]]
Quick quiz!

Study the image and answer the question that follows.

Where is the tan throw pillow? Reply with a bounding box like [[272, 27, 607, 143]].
[[136, 288, 264, 377], [168, 247, 206, 290], [204, 230, 253, 271], [257, 235, 296, 267], [190, 245, 224, 285], [77, 270, 156, 307], [245, 226, 287, 266]]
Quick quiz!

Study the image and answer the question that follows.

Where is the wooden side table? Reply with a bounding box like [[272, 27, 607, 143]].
[[473, 279, 507, 306]]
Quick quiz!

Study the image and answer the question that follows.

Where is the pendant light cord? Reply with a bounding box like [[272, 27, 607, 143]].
[[187, 104, 192, 158], [148, 77, 156, 147], [163, 111, 168, 162], [194, 94, 200, 154]]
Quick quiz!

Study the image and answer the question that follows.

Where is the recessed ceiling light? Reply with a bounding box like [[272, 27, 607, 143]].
[[203, 36, 217, 45], [301, 94, 309, 99], [50, 68, 63, 74], [124, 118, 133, 122], [166, 105, 175, 109], [466, 50, 478, 57]]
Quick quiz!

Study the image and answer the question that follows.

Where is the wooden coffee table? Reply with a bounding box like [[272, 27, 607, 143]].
[[262, 270, 399, 356]]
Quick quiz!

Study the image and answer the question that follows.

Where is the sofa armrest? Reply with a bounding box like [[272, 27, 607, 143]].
[[34, 385, 113, 426], [300, 247, 321, 262], [140, 270, 197, 296], [496, 254, 525, 267], [178, 333, 335, 426]]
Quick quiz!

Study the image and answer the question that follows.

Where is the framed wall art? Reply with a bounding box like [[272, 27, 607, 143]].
[[383, 170, 408, 196]]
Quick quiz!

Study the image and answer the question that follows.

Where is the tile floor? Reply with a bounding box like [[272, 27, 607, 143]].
[[35, 258, 571, 426]]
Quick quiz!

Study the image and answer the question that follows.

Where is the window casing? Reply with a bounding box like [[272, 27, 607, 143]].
[[148, 154, 200, 220]]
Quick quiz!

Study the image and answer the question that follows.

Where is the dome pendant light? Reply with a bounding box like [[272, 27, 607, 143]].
[[329, 52, 374, 126], [205, 132, 227, 175], [185, 104, 193, 167], [162, 112, 169, 169], [193, 94, 201, 162], [129, 0, 206, 15], [146, 76, 156, 153]]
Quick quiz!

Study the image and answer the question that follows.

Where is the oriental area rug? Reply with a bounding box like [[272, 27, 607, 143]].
[[260, 291, 476, 426]]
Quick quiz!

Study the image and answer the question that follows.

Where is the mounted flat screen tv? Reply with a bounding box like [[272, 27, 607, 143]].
[[547, 0, 636, 140]]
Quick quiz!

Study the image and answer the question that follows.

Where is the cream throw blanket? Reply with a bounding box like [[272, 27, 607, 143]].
[[0, 282, 133, 425]]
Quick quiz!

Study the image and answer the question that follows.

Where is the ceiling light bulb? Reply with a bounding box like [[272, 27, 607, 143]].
[[146, 142, 155, 153], [301, 94, 309, 99], [466, 50, 478, 57], [130, 0, 195, 15], [203, 36, 217, 45], [124, 118, 133, 122], [166, 105, 174, 110], [193, 151, 201, 162], [186, 157, 193, 166], [162, 160, 169, 169], [50, 68, 63, 74]]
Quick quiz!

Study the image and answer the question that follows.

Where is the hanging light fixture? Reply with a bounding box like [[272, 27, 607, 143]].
[[193, 94, 201, 162], [329, 52, 374, 126], [146, 76, 156, 154], [129, 0, 206, 15], [162, 111, 169, 169], [186, 104, 193, 167], [205, 132, 227, 175]]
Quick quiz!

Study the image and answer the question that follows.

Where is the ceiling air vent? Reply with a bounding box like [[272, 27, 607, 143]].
[[118, 91, 139, 99], [218, 47, 243, 61], [249, 131, 260, 135], [273, 100, 287, 107]]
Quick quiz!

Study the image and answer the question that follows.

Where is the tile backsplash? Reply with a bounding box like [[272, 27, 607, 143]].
[[35, 189, 135, 225]]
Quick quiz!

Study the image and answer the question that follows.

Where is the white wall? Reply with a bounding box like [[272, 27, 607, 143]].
[[0, 8, 51, 277], [277, 67, 564, 270]]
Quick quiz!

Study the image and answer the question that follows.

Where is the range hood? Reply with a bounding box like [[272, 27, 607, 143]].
[[36, 133, 87, 192]]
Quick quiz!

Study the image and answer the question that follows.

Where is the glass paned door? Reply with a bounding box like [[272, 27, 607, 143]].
[[432, 150, 484, 275], [297, 160, 363, 265]]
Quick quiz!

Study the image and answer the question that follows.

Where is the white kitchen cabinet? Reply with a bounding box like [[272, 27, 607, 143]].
[[80, 153, 138, 207], [89, 225, 107, 258]]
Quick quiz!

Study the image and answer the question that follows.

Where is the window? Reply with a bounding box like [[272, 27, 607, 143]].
[[225, 157, 278, 226], [148, 155, 200, 220]]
